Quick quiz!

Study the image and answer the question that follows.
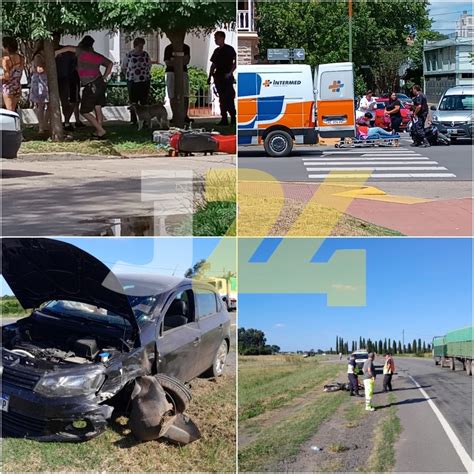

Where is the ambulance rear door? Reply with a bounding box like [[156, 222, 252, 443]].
[[315, 62, 356, 138]]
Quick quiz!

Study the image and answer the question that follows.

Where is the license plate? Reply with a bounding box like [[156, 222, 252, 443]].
[[448, 129, 458, 134], [1, 394, 9, 412]]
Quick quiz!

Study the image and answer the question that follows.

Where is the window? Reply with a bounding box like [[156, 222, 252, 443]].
[[163, 290, 195, 331], [196, 289, 218, 318]]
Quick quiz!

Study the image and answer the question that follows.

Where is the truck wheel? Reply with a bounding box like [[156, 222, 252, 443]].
[[435, 358, 439, 366], [450, 358, 455, 371], [202, 340, 228, 378], [264, 130, 293, 157]]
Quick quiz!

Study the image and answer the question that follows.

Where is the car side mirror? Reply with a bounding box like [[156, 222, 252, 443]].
[[430, 105, 437, 111]]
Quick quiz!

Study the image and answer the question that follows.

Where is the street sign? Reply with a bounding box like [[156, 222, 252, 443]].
[[267, 48, 306, 61], [291, 48, 306, 60], [267, 48, 290, 61]]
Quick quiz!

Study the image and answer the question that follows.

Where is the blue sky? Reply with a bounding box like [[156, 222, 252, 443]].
[[239, 238, 473, 352], [429, 1, 473, 35], [1, 237, 230, 295]]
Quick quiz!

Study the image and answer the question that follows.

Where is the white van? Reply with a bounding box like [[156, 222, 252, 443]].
[[431, 85, 473, 140], [237, 62, 356, 156]]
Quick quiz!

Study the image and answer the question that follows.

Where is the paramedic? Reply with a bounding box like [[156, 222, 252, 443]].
[[383, 353, 395, 392], [347, 354, 361, 397], [208, 31, 236, 126], [412, 84, 430, 148], [362, 352, 376, 411]]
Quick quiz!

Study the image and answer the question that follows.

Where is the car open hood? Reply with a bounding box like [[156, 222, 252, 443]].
[[434, 110, 472, 122], [1, 238, 138, 329]]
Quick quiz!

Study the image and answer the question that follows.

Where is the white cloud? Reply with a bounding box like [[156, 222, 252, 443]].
[[274, 323, 286, 328]]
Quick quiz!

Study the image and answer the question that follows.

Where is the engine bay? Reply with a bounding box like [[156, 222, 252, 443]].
[[2, 313, 130, 366]]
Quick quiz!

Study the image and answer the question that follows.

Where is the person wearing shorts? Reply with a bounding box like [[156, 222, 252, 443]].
[[55, 35, 112, 138]]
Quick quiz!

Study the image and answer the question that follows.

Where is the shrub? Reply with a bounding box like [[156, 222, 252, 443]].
[[106, 85, 129, 106], [150, 64, 166, 103]]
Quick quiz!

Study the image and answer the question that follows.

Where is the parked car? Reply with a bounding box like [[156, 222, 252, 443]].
[[395, 93, 414, 108], [431, 85, 473, 141], [1, 238, 231, 441], [351, 350, 369, 369], [374, 99, 412, 130], [1, 107, 22, 158]]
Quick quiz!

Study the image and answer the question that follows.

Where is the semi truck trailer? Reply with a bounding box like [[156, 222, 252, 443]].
[[433, 326, 473, 375]]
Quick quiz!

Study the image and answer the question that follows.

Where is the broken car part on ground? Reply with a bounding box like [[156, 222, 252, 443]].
[[1, 238, 230, 443]]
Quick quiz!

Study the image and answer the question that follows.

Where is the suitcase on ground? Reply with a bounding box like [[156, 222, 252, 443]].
[[212, 134, 236, 154]]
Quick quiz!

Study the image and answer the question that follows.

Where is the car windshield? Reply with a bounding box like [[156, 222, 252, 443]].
[[439, 94, 473, 111], [42, 293, 160, 328]]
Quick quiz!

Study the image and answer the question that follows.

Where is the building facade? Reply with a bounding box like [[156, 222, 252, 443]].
[[238, 0, 259, 65], [456, 11, 474, 38], [423, 37, 473, 102]]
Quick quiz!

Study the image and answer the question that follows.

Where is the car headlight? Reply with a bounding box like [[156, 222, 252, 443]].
[[34, 371, 105, 397]]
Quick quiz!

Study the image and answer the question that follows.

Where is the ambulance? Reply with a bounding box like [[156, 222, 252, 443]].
[[238, 63, 356, 156]]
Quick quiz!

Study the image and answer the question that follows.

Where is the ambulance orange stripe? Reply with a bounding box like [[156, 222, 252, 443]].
[[256, 101, 315, 129], [317, 100, 355, 126]]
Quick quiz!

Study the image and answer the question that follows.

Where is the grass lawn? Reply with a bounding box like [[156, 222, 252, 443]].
[[19, 122, 235, 157], [238, 355, 346, 471], [365, 393, 402, 472], [3, 373, 236, 473]]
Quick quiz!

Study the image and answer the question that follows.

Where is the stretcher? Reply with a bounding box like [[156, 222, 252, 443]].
[[335, 136, 400, 148]]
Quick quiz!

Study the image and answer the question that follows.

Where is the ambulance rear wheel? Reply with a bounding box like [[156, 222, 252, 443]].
[[264, 130, 293, 157]]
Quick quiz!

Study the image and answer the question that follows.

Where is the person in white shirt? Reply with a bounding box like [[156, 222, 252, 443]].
[[358, 90, 377, 126]]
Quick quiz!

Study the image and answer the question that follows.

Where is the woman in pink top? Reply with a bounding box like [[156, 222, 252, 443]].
[[1, 37, 25, 111], [56, 36, 112, 138]]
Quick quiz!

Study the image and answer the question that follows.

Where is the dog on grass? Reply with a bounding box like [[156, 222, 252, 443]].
[[130, 103, 169, 131]]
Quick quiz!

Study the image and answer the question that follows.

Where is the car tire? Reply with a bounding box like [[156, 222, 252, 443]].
[[155, 374, 192, 413], [203, 340, 228, 378], [264, 130, 293, 157]]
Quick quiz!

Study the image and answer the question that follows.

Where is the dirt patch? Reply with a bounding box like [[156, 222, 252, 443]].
[[278, 390, 392, 472]]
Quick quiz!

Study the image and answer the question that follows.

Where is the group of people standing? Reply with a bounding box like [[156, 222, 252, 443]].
[[1, 30, 237, 137], [347, 352, 395, 412]]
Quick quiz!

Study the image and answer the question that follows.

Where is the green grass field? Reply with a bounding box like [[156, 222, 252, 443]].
[[3, 374, 236, 472], [238, 355, 345, 471]]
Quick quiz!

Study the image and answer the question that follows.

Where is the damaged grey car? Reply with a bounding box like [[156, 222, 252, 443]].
[[1, 238, 231, 443]]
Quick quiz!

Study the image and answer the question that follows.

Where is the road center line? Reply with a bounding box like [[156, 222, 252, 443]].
[[407, 374, 472, 473]]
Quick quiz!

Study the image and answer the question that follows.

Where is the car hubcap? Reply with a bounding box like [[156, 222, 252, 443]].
[[215, 342, 227, 375], [270, 136, 287, 153]]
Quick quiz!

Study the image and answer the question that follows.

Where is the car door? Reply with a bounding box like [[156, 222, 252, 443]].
[[315, 62, 356, 138], [156, 287, 205, 382], [195, 286, 225, 371]]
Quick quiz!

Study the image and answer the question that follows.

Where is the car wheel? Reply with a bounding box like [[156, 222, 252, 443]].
[[155, 374, 192, 413], [264, 130, 293, 157], [203, 340, 228, 378]]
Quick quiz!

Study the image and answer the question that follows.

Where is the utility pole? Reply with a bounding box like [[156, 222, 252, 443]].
[[348, 0, 353, 63]]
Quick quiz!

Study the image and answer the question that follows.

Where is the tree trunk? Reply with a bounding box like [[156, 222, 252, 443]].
[[165, 29, 186, 128], [43, 39, 63, 142]]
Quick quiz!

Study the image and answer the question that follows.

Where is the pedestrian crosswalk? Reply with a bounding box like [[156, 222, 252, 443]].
[[302, 147, 457, 180]]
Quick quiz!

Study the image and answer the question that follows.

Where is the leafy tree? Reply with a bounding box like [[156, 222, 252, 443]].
[[422, 341, 426, 353], [185, 258, 210, 278], [238, 327, 269, 355], [1, 0, 105, 141], [256, 0, 433, 93], [418, 338, 422, 352], [270, 345, 280, 354], [407, 343, 412, 353], [392, 340, 397, 355], [336, 335, 339, 353], [103, 0, 235, 126]]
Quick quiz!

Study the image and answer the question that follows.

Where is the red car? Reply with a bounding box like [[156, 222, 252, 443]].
[[374, 98, 412, 131]]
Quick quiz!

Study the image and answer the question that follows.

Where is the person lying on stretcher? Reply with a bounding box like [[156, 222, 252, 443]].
[[356, 113, 399, 140]]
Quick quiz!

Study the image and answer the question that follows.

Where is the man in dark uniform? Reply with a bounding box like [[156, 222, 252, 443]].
[[347, 354, 361, 397], [208, 31, 236, 126], [412, 84, 430, 148]]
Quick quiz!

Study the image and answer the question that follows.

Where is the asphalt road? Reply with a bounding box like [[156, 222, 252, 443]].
[[239, 136, 472, 199], [393, 357, 472, 472], [1, 154, 234, 236]]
